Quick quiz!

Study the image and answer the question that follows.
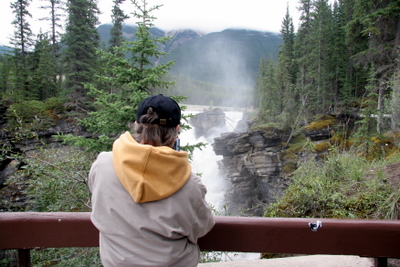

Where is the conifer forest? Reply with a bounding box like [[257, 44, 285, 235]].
[[1, 0, 400, 264], [0, 0, 399, 134]]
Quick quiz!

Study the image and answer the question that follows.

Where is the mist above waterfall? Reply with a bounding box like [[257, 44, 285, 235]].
[[160, 29, 282, 108]]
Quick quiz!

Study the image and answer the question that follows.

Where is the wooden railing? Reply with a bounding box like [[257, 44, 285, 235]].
[[1, 212, 400, 267]]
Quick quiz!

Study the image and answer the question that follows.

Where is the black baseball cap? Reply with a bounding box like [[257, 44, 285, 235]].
[[136, 94, 181, 127]]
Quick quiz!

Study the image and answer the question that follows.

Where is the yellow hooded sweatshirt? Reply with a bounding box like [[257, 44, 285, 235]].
[[112, 132, 191, 203], [88, 132, 215, 267]]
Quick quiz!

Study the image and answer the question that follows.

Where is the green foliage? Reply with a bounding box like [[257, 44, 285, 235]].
[[108, 0, 129, 54], [350, 74, 382, 157], [59, 0, 196, 155], [200, 251, 224, 263], [62, 0, 100, 103], [0, 54, 13, 99], [29, 33, 60, 100], [304, 115, 336, 131], [6, 97, 66, 132], [9, 0, 35, 100], [264, 151, 397, 219], [24, 147, 92, 212], [31, 247, 101, 267]]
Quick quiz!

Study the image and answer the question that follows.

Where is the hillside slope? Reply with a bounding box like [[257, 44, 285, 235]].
[[98, 25, 282, 88]]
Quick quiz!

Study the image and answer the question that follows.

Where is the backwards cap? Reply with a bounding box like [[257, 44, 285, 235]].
[[136, 94, 181, 127]]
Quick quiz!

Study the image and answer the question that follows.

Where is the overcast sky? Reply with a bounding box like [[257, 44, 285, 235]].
[[0, 0, 334, 46]]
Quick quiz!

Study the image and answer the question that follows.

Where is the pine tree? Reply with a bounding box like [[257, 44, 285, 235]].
[[61, 0, 176, 153], [295, 0, 314, 124], [30, 33, 59, 100], [328, 1, 350, 104], [109, 0, 129, 55], [276, 6, 297, 121], [10, 0, 33, 62], [38, 0, 66, 98], [347, 0, 400, 133], [391, 70, 400, 133], [62, 0, 100, 106], [342, 0, 369, 99], [0, 54, 13, 97], [280, 6, 297, 85], [10, 0, 34, 100], [256, 56, 281, 123], [39, 0, 66, 50]]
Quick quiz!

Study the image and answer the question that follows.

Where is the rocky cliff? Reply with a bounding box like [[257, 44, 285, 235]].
[[190, 109, 343, 216], [189, 108, 226, 138], [189, 109, 291, 215], [213, 129, 290, 215], [0, 103, 90, 211]]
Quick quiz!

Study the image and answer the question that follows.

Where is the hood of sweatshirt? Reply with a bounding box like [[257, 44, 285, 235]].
[[112, 132, 191, 203]]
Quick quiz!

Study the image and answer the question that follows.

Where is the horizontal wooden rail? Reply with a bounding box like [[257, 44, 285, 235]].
[[1, 212, 400, 264], [0, 212, 97, 249]]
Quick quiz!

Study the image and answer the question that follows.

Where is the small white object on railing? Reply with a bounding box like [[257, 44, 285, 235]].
[[308, 220, 322, 232]]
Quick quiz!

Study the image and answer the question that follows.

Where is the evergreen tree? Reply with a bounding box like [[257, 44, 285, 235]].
[[30, 33, 59, 100], [39, 0, 66, 50], [61, 0, 175, 153], [10, 0, 34, 100], [391, 70, 400, 133], [294, 0, 337, 119], [328, 1, 350, 104], [346, 0, 400, 133], [295, 0, 314, 124], [10, 0, 33, 62], [38, 0, 66, 99], [256, 56, 278, 122], [109, 0, 129, 55], [280, 6, 297, 85], [342, 0, 369, 99], [276, 6, 297, 120], [62, 0, 100, 106], [0, 54, 13, 97], [311, 0, 333, 113]]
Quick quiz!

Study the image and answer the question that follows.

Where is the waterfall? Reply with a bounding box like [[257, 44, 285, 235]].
[[181, 108, 260, 262], [180, 110, 242, 211]]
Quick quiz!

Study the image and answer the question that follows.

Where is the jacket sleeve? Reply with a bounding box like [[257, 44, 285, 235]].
[[87, 152, 108, 193], [87, 158, 97, 193], [188, 175, 215, 243]]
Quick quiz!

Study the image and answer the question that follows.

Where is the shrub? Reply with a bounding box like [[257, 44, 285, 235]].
[[6, 97, 66, 132], [304, 115, 336, 131], [314, 142, 331, 153], [24, 147, 93, 212], [20, 146, 99, 265], [264, 151, 397, 219]]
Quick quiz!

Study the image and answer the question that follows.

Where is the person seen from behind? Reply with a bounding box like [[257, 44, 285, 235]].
[[89, 94, 215, 266]]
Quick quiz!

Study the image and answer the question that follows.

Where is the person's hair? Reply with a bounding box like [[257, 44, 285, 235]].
[[132, 107, 178, 148]]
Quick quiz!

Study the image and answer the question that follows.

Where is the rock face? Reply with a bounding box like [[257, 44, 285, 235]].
[[213, 129, 289, 215], [0, 102, 91, 211], [189, 108, 226, 138], [188, 109, 290, 216]]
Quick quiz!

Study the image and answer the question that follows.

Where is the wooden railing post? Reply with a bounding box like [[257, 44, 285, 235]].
[[374, 257, 388, 267], [18, 249, 31, 267]]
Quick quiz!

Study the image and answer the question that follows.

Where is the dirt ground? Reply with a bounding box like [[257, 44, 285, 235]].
[[386, 162, 400, 188]]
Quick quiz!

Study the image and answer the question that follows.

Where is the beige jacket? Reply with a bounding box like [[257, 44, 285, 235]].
[[89, 132, 215, 267]]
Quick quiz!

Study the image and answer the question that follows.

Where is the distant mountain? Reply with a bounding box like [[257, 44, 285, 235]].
[[162, 29, 282, 88], [97, 24, 282, 89], [163, 30, 205, 52], [0, 45, 12, 55], [98, 24, 166, 45]]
